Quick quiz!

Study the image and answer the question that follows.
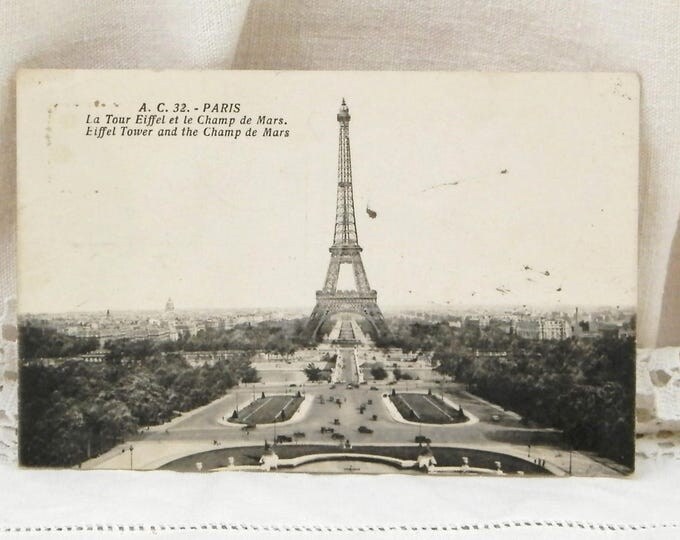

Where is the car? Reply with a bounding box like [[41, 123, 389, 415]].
[[358, 426, 373, 434], [346, 384, 354, 389], [320, 427, 335, 434], [241, 423, 257, 431], [331, 432, 345, 440], [333, 418, 340, 425], [275, 435, 293, 443], [415, 435, 431, 444], [370, 386, 379, 391], [289, 383, 297, 387], [329, 384, 336, 389]]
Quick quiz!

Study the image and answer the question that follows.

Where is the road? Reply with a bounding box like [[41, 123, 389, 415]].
[[339, 348, 357, 384], [83, 346, 621, 476]]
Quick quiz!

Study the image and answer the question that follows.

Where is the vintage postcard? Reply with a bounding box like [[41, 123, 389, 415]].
[[17, 70, 638, 476]]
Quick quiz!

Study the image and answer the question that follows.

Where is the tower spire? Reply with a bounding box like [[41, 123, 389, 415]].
[[334, 99, 358, 247]]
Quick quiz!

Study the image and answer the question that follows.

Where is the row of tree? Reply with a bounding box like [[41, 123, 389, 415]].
[[438, 339, 634, 465], [20, 318, 310, 361], [368, 364, 413, 381], [163, 319, 309, 355], [382, 318, 635, 467], [19, 334, 259, 467], [374, 319, 483, 352], [19, 324, 100, 361]]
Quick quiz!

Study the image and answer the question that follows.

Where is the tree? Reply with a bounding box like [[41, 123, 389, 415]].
[[240, 366, 261, 383], [19, 324, 99, 361], [370, 365, 388, 380], [434, 331, 635, 468], [393, 368, 412, 381], [18, 322, 247, 467], [304, 362, 322, 382]]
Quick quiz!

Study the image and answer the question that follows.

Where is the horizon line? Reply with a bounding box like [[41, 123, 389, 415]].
[[19, 303, 636, 316]]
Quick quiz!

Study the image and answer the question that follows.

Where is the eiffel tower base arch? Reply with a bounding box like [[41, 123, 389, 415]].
[[304, 291, 389, 344]]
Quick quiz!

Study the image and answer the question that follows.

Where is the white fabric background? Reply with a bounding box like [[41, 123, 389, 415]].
[[1, 0, 680, 537]]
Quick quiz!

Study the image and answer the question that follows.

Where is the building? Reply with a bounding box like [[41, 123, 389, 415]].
[[539, 318, 573, 340], [463, 317, 481, 330], [514, 319, 541, 340], [514, 318, 572, 340]]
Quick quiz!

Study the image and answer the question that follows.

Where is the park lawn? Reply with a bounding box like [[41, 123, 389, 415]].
[[390, 393, 467, 424], [232, 395, 304, 425]]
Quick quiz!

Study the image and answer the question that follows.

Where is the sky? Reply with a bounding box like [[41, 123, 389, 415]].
[[17, 71, 638, 313]]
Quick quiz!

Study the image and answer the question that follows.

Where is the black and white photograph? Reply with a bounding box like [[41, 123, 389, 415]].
[[16, 70, 638, 476]]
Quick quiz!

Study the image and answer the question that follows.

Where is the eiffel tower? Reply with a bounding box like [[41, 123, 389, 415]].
[[305, 99, 388, 343]]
